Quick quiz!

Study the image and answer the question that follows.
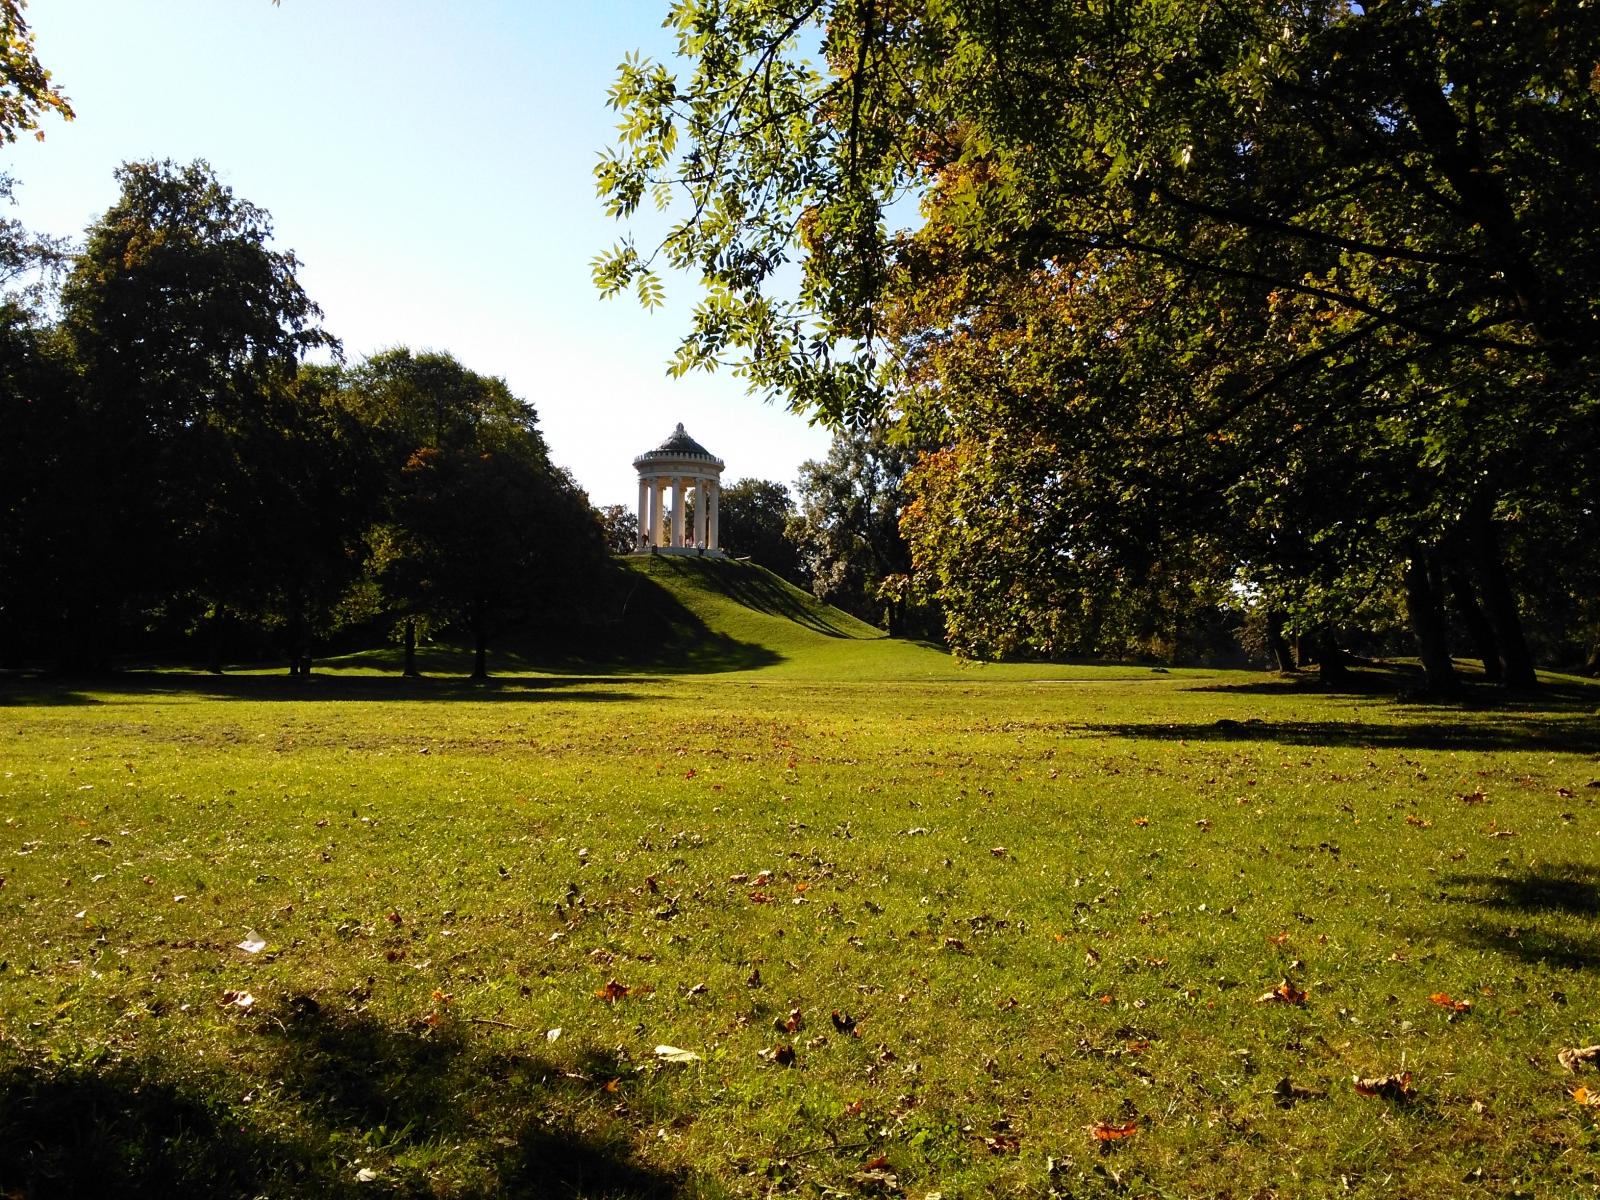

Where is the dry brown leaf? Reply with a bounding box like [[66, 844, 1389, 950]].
[[595, 979, 630, 1003], [1573, 1086, 1600, 1107], [1087, 1119, 1138, 1141], [1428, 992, 1472, 1013], [1256, 979, 1307, 1005], [1132, 816, 1149, 827], [1352, 1071, 1415, 1101], [1559, 1045, 1600, 1073]]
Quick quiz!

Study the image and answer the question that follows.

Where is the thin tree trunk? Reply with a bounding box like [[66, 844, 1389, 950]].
[[1265, 609, 1296, 672], [1469, 502, 1537, 689], [403, 619, 419, 678], [1313, 628, 1350, 685], [1404, 556, 1458, 696], [1448, 569, 1501, 682], [207, 608, 224, 674], [471, 597, 488, 680]]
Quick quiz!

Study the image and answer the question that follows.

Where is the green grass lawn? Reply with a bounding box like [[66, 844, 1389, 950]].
[[3, 561, 1599, 1198]]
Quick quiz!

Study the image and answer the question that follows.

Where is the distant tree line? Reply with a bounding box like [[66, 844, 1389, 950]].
[[1, 160, 613, 675]]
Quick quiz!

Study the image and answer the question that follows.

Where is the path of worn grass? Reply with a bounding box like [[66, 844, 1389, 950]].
[[2, 666, 1598, 1198]]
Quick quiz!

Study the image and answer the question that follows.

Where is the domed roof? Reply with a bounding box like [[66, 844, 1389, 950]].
[[633, 422, 724, 470]]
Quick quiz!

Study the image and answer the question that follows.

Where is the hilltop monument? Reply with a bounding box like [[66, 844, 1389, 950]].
[[633, 423, 726, 554]]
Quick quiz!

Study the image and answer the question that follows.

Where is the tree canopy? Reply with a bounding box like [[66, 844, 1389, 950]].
[[599, 0, 1600, 684]]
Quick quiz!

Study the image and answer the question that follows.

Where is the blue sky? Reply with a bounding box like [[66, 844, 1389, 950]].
[[5, 0, 833, 510]]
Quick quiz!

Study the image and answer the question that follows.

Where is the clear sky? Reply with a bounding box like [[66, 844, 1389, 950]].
[[4, 0, 834, 510]]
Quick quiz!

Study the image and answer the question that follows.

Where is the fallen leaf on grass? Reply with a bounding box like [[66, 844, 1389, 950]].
[[1458, 790, 1488, 805], [1352, 1071, 1415, 1101], [219, 990, 255, 1012], [1087, 1119, 1138, 1141], [831, 1009, 860, 1035], [943, 937, 967, 952], [984, 1133, 1020, 1154], [653, 1045, 702, 1064], [775, 1008, 804, 1034], [1572, 1087, 1600, 1107], [760, 1044, 796, 1067], [596, 979, 631, 1003], [1267, 932, 1291, 947], [1132, 817, 1149, 827], [1256, 979, 1307, 1005], [1428, 992, 1472, 1013], [990, 847, 1008, 858], [747, 890, 773, 904], [1559, 1045, 1600, 1073], [1405, 815, 1433, 828], [546, 1027, 562, 1042]]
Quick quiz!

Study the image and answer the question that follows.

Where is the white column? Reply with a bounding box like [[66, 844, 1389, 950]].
[[708, 479, 721, 550], [650, 476, 665, 547], [693, 476, 709, 547], [671, 476, 685, 547], [636, 476, 649, 551]]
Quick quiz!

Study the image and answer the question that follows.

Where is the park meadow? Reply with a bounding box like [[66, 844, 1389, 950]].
[[4, 560, 1598, 1199]]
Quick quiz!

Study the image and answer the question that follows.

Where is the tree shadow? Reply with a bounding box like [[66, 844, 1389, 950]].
[[1194, 669, 1600, 712], [0, 1001, 690, 1199], [1424, 864, 1600, 971], [0, 671, 655, 707], [1080, 715, 1600, 755]]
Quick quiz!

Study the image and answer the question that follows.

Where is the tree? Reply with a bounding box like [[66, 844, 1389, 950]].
[[715, 478, 805, 583], [595, 504, 640, 555], [599, 1, 1600, 688], [58, 158, 335, 668], [343, 348, 610, 679], [1, 0, 72, 145], [791, 427, 924, 634]]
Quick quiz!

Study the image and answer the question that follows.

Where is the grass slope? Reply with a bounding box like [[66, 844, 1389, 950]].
[[2, 580, 1599, 1199]]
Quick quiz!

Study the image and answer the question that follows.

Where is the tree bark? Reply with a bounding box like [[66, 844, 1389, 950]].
[[206, 608, 224, 674], [1468, 502, 1537, 689], [1265, 609, 1296, 672], [403, 619, 419, 678], [1404, 556, 1458, 695], [471, 597, 488, 680], [1313, 628, 1350, 685], [1448, 569, 1501, 682]]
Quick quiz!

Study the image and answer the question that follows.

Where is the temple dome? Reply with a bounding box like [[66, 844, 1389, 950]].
[[633, 422, 724, 468]]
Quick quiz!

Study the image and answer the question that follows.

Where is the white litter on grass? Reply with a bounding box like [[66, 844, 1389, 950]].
[[355, 1166, 379, 1182], [546, 1027, 562, 1042], [237, 933, 267, 954], [654, 1045, 702, 1064]]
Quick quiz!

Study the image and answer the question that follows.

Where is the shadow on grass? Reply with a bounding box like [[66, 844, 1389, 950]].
[[1427, 864, 1600, 971], [1081, 714, 1600, 754], [0, 1002, 690, 1199], [0, 671, 658, 708], [649, 557, 878, 641]]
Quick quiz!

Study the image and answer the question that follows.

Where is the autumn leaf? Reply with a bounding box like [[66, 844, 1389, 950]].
[[832, 1009, 860, 1035], [1267, 931, 1291, 947], [765, 1044, 796, 1067], [1256, 979, 1307, 1005], [1573, 1087, 1600, 1107], [748, 890, 773, 904], [1087, 1119, 1138, 1141], [1405, 814, 1432, 828], [1458, 790, 1488, 805], [1352, 1071, 1415, 1101], [984, 1133, 1021, 1153], [1428, 992, 1472, 1013], [596, 979, 631, 1003], [1559, 1045, 1600, 1073], [1132, 816, 1150, 827], [794, 881, 810, 893]]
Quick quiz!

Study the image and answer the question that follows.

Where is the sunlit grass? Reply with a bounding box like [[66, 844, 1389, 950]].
[[2, 565, 1598, 1197]]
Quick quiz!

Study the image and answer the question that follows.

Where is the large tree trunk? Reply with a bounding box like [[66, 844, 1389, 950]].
[[1468, 502, 1537, 689], [1448, 569, 1501, 682], [403, 619, 420, 678], [1404, 556, 1458, 696], [471, 597, 488, 681], [1265, 609, 1296, 672], [1300, 626, 1350, 684]]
